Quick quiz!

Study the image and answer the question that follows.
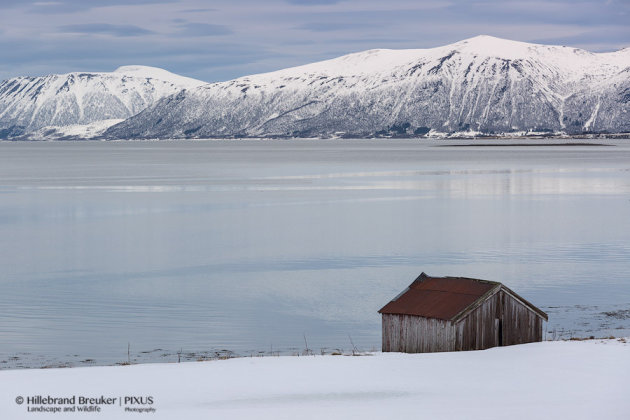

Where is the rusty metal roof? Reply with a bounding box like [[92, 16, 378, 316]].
[[378, 273, 501, 320]]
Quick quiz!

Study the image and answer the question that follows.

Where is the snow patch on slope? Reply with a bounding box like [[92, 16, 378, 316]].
[[23, 119, 124, 140], [113, 65, 205, 89]]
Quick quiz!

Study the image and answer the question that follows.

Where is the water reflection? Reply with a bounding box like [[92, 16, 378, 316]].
[[0, 139, 629, 367]]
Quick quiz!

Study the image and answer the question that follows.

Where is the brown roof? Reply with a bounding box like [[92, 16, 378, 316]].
[[379, 273, 505, 321]]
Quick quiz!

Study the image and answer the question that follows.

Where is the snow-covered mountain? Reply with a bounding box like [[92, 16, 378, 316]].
[[0, 65, 205, 139], [105, 36, 630, 139]]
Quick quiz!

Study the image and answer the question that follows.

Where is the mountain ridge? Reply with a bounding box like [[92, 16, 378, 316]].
[[104, 36, 630, 139], [0, 65, 205, 139], [2, 36, 628, 140]]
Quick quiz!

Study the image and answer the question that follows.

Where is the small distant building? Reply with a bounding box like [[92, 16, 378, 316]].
[[378, 273, 548, 353]]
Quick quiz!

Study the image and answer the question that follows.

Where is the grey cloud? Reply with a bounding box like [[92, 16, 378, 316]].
[[287, 0, 344, 4], [58, 23, 155, 37], [178, 8, 217, 13], [0, 0, 33, 8], [293, 3, 629, 27], [1, 0, 629, 84], [28, 0, 176, 14], [294, 22, 371, 32], [174, 22, 232, 37], [444, 0, 630, 26], [0, 35, 272, 82], [531, 27, 630, 50]]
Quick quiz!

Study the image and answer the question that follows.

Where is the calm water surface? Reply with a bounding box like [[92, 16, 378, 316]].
[[1, 139, 629, 367]]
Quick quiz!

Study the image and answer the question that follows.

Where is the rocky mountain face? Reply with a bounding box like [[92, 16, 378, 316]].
[[2, 37, 628, 140], [0, 66, 205, 139], [103, 36, 630, 139]]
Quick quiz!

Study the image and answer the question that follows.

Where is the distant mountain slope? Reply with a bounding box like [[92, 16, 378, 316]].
[[105, 36, 630, 139], [0, 66, 205, 139]]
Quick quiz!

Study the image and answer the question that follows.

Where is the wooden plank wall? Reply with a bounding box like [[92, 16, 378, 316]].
[[500, 291, 543, 345], [382, 314, 455, 353], [454, 293, 499, 350], [454, 290, 542, 350], [382, 289, 543, 353]]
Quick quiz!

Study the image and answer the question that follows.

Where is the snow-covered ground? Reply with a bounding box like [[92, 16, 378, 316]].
[[1, 338, 628, 420], [25, 118, 124, 140]]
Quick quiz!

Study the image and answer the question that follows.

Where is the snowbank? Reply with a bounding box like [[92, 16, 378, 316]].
[[1, 339, 628, 420]]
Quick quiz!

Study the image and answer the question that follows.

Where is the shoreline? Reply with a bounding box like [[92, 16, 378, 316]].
[[1, 334, 627, 372], [3, 302, 630, 371], [2, 134, 630, 142]]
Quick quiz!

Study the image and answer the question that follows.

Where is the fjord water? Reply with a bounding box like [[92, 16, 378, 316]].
[[1, 139, 629, 367]]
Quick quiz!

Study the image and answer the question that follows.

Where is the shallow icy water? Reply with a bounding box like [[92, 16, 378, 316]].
[[0, 139, 629, 367]]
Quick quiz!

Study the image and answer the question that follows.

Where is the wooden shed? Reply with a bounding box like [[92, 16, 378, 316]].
[[378, 273, 548, 353]]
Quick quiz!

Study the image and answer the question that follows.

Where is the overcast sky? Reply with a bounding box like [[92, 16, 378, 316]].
[[0, 0, 628, 83]]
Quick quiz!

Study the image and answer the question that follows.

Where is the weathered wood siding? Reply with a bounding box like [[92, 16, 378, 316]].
[[382, 314, 455, 353], [454, 290, 543, 350], [382, 288, 544, 353], [454, 292, 499, 350], [498, 290, 543, 345]]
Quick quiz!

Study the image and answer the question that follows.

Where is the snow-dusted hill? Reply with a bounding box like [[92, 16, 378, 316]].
[[1, 339, 628, 419], [105, 36, 630, 139], [0, 66, 205, 139]]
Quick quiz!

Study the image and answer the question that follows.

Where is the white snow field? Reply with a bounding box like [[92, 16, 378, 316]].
[[1, 338, 628, 420], [105, 35, 630, 139]]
